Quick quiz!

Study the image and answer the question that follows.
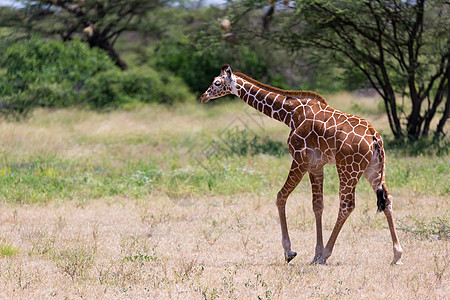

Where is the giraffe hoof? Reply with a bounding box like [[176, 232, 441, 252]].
[[285, 251, 297, 263], [310, 257, 321, 265], [311, 257, 327, 265], [391, 259, 403, 266]]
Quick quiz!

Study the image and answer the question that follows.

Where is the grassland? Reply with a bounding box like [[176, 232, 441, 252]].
[[0, 93, 448, 298]]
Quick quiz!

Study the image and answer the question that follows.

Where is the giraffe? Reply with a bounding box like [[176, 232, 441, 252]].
[[200, 65, 403, 265]]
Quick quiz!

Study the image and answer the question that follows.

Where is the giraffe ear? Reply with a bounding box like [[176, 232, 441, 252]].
[[221, 64, 232, 79]]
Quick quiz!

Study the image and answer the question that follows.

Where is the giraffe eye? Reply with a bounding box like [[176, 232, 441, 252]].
[[214, 80, 221, 86]]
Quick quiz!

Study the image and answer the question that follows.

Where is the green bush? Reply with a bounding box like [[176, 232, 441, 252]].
[[0, 82, 74, 119], [83, 66, 195, 109], [6, 38, 115, 87], [1, 38, 115, 114], [1, 38, 195, 115]]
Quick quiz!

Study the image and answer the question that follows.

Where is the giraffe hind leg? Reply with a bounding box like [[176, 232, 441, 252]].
[[309, 168, 325, 264], [364, 166, 403, 265], [315, 168, 362, 265]]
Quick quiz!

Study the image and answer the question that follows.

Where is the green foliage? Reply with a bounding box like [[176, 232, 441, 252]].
[[152, 38, 231, 95], [0, 241, 21, 257], [0, 38, 196, 115], [385, 136, 450, 156], [283, 52, 369, 93], [51, 244, 96, 281], [398, 216, 449, 241], [1, 38, 115, 114], [152, 38, 294, 95], [83, 66, 194, 109], [215, 129, 288, 157], [6, 38, 114, 88], [0, 141, 447, 204]]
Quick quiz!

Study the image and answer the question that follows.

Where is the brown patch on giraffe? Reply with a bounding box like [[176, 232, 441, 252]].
[[354, 125, 367, 136], [318, 136, 328, 151], [314, 109, 327, 122], [284, 113, 292, 127], [271, 95, 283, 110], [243, 83, 252, 91], [359, 138, 371, 153], [325, 136, 336, 151], [258, 89, 270, 101], [278, 109, 287, 121], [311, 104, 322, 115], [282, 98, 297, 111], [336, 114, 349, 125], [313, 121, 326, 136], [250, 86, 260, 96], [263, 105, 272, 117], [246, 95, 254, 107], [257, 102, 263, 113], [303, 106, 314, 118]]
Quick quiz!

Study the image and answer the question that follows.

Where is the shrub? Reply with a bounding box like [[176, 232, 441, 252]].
[[5, 38, 115, 87], [1, 38, 196, 115], [1, 38, 115, 115], [83, 66, 195, 109]]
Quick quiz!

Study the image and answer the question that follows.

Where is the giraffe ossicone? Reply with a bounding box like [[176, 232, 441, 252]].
[[200, 64, 403, 265]]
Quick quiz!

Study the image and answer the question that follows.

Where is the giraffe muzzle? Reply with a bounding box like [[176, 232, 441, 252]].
[[199, 93, 210, 103]]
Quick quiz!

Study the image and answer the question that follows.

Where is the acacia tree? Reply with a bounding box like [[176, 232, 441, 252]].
[[228, 0, 449, 141], [17, 0, 165, 70]]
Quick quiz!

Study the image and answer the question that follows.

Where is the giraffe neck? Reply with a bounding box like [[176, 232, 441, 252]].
[[232, 74, 298, 128]]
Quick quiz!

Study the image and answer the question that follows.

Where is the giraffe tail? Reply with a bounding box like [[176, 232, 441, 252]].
[[376, 186, 387, 212], [373, 136, 387, 212]]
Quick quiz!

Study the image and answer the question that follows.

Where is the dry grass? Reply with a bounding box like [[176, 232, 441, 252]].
[[0, 97, 448, 298], [0, 193, 448, 299]]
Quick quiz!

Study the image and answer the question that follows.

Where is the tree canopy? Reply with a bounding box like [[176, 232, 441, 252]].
[[228, 0, 449, 141], [17, 0, 166, 69]]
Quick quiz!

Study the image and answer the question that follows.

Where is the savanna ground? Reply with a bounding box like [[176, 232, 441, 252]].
[[0, 93, 448, 299]]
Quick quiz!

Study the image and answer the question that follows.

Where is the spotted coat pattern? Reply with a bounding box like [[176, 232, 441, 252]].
[[200, 65, 403, 265]]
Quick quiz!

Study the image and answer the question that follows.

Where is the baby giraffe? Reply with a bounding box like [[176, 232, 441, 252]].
[[200, 65, 403, 265]]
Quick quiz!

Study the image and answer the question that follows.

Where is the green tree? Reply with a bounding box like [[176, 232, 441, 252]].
[[14, 0, 167, 70], [149, 4, 313, 95], [228, 0, 449, 141]]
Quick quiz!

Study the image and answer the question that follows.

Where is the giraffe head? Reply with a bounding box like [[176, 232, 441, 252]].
[[199, 64, 235, 103]]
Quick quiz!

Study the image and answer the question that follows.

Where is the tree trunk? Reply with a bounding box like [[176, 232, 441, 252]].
[[435, 72, 449, 138], [407, 93, 423, 140], [422, 63, 449, 138], [88, 36, 127, 70], [381, 84, 403, 139], [101, 42, 128, 70]]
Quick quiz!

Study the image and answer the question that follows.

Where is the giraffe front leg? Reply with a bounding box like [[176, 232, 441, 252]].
[[277, 198, 297, 263], [277, 161, 305, 263]]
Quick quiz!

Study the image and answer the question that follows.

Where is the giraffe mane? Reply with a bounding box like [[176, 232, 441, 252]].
[[233, 72, 328, 105]]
